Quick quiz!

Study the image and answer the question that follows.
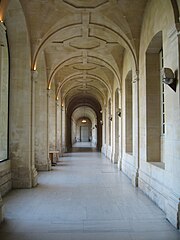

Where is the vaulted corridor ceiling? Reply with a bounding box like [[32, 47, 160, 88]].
[[20, 0, 147, 109]]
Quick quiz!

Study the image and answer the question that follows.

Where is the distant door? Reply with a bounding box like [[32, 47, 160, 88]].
[[80, 126, 89, 142]]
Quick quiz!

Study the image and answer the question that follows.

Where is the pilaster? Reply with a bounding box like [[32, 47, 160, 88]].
[[132, 70, 139, 187], [31, 70, 38, 186], [34, 60, 50, 171]]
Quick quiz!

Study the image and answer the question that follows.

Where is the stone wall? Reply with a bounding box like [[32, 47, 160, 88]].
[[138, 0, 180, 228]]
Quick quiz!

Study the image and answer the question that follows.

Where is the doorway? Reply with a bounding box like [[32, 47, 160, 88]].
[[80, 126, 89, 142]]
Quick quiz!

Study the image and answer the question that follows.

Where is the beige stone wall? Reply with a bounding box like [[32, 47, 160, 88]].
[[138, 0, 180, 228], [0, 21, 11, 197], [0, 23, 9, 162]]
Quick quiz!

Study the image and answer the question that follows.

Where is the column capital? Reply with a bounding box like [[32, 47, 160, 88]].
[[168, 23, 180, 42], [103, 104, 107, 110], [56, 100, 60, 107], [31, 70, 38, 82], [0, 21, 6, 32], [47, 89, 51, 98], [132, 70, 139, 83]]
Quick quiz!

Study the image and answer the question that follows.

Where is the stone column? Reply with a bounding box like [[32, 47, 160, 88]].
[[9, 67, 38, 188], [34, 64, 50, 171], [46, 90, 51, 170], [101, 108, 106, 154], [34, 50, 50, 171], [60, 102, 63, 155], [104, 106, 108, 157], [10, 68, 37, 188], [56, 99, 61, 155], [118, 89, 122, 170], [48, 88, 56, 151], [132, 71, 139, 187], [31, 70, 38, 187], [61, 102, 66, 153]]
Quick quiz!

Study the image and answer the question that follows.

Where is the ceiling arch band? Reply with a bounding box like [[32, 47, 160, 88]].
[[32, 22, 137, 73], [62, 84, 105, 105], [47, 54, 121, 91], [56, 72, 111, 100]]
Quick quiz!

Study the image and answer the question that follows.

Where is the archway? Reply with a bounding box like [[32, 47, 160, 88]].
[[66, 95, 102, 151]]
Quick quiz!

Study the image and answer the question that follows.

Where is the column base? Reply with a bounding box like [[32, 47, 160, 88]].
[[48, 158, 51, 171], [112, 152, 119, 164], [118, 157, 122, 170], [166, 193, 180, 229], [106, 146, 112, 161], [132, 169, 139, 187], [101, 144, 106, 155], [12, 167, 34, 188], [32, 167, 38, 187], [35, 159, 51, 171]]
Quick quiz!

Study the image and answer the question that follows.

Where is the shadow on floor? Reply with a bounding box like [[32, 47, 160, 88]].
[[68, 141, 99, 153], [69, 147, 98, 152]]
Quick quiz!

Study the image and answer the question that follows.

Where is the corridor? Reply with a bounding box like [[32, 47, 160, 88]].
[[0, 151, 180, 240]]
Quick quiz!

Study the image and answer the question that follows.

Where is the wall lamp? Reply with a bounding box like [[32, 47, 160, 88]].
[[109, 115, 112, 121], [117, 108, 121, 117], [162, 68, 177, 92]]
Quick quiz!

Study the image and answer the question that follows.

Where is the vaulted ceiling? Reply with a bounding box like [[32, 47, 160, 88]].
[[19, 0, 147, 112]]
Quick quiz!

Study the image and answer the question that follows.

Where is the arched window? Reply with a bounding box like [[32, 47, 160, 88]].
[[146, 31, 164, 164], [0, 23, 9, 162]]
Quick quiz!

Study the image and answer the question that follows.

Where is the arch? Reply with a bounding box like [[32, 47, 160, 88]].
[[71, 106, 97, 144], [66, 95, 102, 150], [62, 85, 105, 107], [47, 54, 121, 90], [32, 23, 82, 70], [32, 22, 138, 73], [171, 0, 180, 24], [56, 72, 112, 99], [146, 31, 163, 163]]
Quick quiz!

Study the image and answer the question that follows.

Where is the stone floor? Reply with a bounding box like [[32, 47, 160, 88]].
[[0, 146, 180, 240]]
